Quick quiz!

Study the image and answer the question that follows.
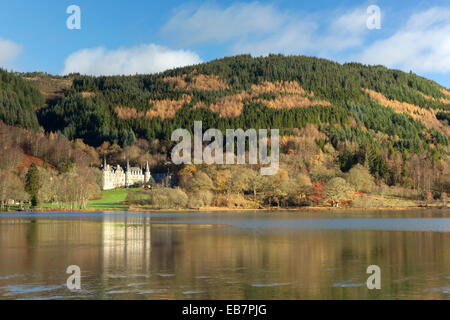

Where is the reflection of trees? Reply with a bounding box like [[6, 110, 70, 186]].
[[141, 224, 449, 299], [0, 218, 103, 283], [0, 216, 448, 299], [26, 220, 38, 245]]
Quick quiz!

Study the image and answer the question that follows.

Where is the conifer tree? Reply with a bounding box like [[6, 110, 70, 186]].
[[25, 163, 40, 206]]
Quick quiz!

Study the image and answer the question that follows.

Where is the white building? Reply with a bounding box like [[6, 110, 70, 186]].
[[102, 159, 151, 190]]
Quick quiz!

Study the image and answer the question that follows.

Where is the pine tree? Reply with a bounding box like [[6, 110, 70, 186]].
[[25, 163, 40, 205]]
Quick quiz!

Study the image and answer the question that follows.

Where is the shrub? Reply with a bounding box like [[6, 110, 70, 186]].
[[166, 188, 188, 208], [188, 197, 204, 209], [310, 164, 336, 182], [126, 187, 188, 209], [190, 172, 214, 192], [324, 177, 355, 202], [345, 164, 374, 193]]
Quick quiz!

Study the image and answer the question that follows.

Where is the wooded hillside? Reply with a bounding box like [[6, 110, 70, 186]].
[[1, 54, 449, 209]]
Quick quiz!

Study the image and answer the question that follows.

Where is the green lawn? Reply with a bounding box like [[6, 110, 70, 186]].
[[41, 188, 138, 210], [87, 188, 137, 209]]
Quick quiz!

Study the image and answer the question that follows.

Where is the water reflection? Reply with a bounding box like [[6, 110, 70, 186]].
[[0, 212, 448, 299]]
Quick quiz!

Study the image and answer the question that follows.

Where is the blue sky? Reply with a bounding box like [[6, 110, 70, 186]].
[[1, 0, 450, 87]]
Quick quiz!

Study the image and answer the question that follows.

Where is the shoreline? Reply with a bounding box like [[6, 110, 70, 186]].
[[1, 205, 449, 214]]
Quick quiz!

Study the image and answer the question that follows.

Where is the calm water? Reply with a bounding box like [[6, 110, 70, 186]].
[[0, 210, 449, 300]]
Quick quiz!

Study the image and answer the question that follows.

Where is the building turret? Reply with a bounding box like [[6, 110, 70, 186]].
[[144, 160, 151, 183], [102, 158, 110, 190]]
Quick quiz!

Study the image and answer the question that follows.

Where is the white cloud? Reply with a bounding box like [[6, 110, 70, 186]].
[[234, 8, 368, 57], [330, 8, 368, 36], [161, 3, 450, 75], [231, 20, 317, 57], [162, 2, 285, 46], [162, 2, 369, 57], [62, 44, 202, 76], [0, 38, 22, 67], [358, 7, 450, 73]]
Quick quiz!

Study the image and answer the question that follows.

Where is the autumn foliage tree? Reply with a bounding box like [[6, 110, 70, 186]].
[[324, 177, 355, 205]]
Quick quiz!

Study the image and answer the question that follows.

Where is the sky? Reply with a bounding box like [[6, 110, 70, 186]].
[[1, 0, 450, 87]]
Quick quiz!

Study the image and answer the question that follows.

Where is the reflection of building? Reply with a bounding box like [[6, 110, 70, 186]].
[[102, 159, 151, 190], [101, 217, 152, 273]]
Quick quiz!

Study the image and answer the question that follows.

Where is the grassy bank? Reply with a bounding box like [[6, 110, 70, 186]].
[[2, 188, 448, 213], [39, 188, 138, 210], [87, 188, 138, 209]]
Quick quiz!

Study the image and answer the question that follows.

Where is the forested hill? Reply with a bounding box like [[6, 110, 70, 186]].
[[0, 69, 43, 130], [3, 55, 450, 155]]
